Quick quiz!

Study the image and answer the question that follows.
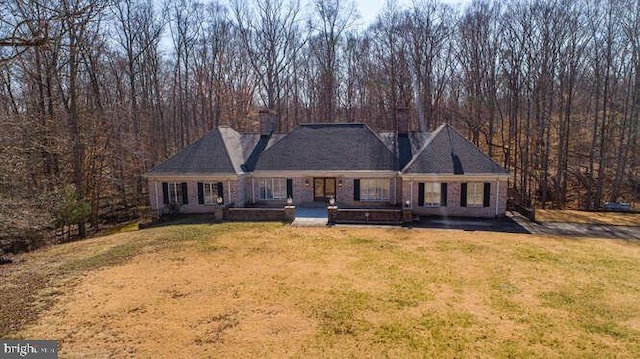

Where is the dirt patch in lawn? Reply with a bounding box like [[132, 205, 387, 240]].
[[0, 268, 52, 336], [6, 223, 640, 357], [21, 249, 318, 357]]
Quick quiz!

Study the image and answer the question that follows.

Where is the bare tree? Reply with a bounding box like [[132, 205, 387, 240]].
[[167, 0, 201, 148], [309, 0, 358, 122], [0, 0, 54, 63], [403, 0, 454, 132], [232, 0, 304, 128], [457, 0, 501, 151], [58, 0, 108, 237]]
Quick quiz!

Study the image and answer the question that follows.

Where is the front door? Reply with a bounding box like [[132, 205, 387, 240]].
[[314, 177, 336, 202]]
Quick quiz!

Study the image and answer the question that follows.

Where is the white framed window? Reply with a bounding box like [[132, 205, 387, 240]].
[[467, 183, 484, 207], [424, 182, 441, 207], [168, 182, 183, 204], [203, 182, 219, 204], [259, 178, 287, 200], [361, 179, 389, 201]]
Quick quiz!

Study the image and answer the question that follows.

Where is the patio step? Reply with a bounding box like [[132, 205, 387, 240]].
[[290, 217, 328, 227], [290, 207, 328, 227]]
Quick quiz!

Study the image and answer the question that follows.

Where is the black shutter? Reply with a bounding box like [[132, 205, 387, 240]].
[[162, 182, 169, 204], [286, 178, 293, 198], [354, 179, 360, 201], [460, 183, 467, 207], [181, 182, 188, 204], [217, 182, 224, 203], [418, 183, 425, 206], [197, 182, 204, 204], [483, 182, 491, 207], [440, 183, 448, 207]]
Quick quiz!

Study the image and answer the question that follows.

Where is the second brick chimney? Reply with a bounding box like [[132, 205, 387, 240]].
[[259, 109, 278, 135], [396, 107, 409, 134]]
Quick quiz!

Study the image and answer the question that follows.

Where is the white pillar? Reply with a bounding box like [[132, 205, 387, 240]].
[[410, 180, 414, 208], [154, 181, 159, 210], [392, 177, 396, 204], [495, 179, 500, 217]]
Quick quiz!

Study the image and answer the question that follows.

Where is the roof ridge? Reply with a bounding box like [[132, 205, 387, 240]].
[[299, 122, 365, 126], [361, 122, 398, 161], [218, 127, 244, 174], [259, 125, 301, 154], [401, 123, 446, 173]]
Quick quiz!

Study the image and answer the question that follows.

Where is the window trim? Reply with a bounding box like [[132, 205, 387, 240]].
[[202, 182, 218, 205], [168, 182, 183, 204], [360, 178, 390, 202], [259, 178, 288, 200], [467, 182, 484, 208], [423, 182, 441, 207]]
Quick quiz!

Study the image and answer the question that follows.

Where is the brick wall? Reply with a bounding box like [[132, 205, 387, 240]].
[[293, 177, 315, 204], [336, 177, 401, 208], [402, 179, 508, 218], [148, 180, 161, 211], [223, 208, 287, 222], [148, 177, 507, 218], [147, 179, 242, 214], [332, 208, 403, 224], [246, 176, 401, 207]]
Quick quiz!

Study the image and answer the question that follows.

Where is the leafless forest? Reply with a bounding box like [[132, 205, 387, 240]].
[[0, 0, 638, 242]]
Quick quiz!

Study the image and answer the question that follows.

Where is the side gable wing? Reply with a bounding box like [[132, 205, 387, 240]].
[[146, 127, 243, 176], [402, 124, 508, 175]]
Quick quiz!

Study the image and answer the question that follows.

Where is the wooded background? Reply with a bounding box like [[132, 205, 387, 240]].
[[0, 0, 638, 242]]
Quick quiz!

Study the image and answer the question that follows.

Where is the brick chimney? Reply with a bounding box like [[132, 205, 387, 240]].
[[396, 107, 409, 134], [259, 109, 278, 135], [396, 107, 412, 169]]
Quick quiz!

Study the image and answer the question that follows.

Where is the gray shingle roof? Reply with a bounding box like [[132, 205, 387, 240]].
[[402, 124, 508, 175], [253, 123, 396, 171], [147, 127, 243, 175], [146, 122, 506, 176], [378, 132, 433, 154]]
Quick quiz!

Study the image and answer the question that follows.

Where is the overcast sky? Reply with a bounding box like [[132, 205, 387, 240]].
[[354, 0, 471, 28], [157, 0, 472, 51]]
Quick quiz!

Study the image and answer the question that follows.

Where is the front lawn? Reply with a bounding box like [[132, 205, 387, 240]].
[[2, 223, 640, 357], [536, 209, 640, 226]]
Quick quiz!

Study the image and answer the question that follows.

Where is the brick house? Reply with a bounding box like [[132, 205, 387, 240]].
[[145, 110, 509, 218]]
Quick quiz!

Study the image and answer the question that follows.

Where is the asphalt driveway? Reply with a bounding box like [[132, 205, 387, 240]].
[[412, 212, 640, 240], [530, 222, 640, 240], [412, 214, 530, 234], [507, 212, 640, 240]]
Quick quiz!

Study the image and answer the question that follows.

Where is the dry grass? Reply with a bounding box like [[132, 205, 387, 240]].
[[537, 210, 640, 226], [3, 222, 640, 357]]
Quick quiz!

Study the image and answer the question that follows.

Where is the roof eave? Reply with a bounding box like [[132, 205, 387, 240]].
[[250, 170, 398, 177], [400, 172, 510, 180], [143, 172, 242, 180]]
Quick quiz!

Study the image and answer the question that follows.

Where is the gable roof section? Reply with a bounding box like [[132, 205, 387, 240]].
[[147, 127, 243, 175], [403, 124, 508, 175], [253, 123, 396, 171], [377, 131, 433, 155]]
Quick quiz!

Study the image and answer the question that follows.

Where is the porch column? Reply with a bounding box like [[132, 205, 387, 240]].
[[495, 179, 500, 217]]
